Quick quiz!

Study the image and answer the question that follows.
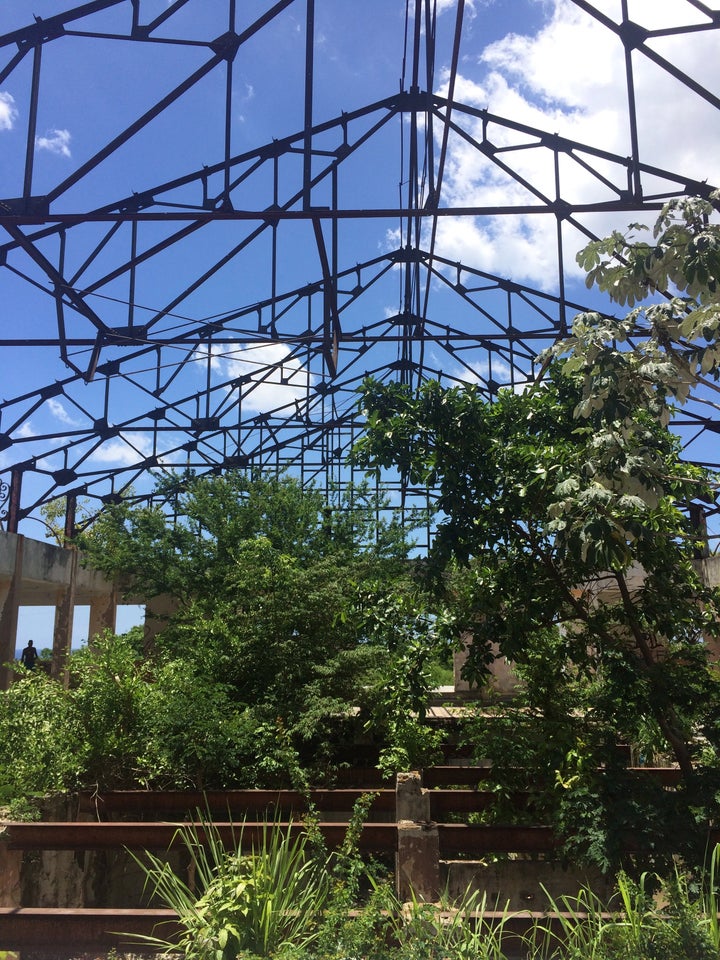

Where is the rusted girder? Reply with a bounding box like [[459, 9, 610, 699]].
[[77, 787, 396, 818], [438, 824, 559, 855], [0, 907, 181, 951], [0, 905, 612, 953], [437, 822, 720, 856], [428, 789, 529, 816], [1, 820, 398, 852], [423, 765, 681, 788]]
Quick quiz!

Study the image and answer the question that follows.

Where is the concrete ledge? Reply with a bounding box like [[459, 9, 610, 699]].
[[0, 531, 121, 604]]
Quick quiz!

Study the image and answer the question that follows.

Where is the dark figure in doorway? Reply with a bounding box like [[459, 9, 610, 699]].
[[20, 640, 38, 670]]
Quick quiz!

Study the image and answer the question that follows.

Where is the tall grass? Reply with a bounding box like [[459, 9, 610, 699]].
[[389, 886, 522, 960], [529, 855, 720, 960], [701, 841, 720, 952], [129, 825, 720, 960], [129, 816, 331, 959], [529, 883, 611, 960]]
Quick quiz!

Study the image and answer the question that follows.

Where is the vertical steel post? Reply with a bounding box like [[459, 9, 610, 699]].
[[303, 0, 315, 210]]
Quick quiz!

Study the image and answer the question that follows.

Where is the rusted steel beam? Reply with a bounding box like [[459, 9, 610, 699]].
[[0, 906, 613, 953], [426, 770, 683, 815], [428, 789, 529, 816], [333, 766, 389, 788], [423, 767, 498, 788], [0, 907, 181, 950], [631, 767, 682, 786], [424, 765, 683, 788], [77, 788, 396, 817], [438, 824, 559, 855], [438, 822, 720, 856], [1, 820, 398, 852]]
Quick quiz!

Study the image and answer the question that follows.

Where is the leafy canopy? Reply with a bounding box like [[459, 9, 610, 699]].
[[355, 194, 720, 871], [72, 472, 448, 785]]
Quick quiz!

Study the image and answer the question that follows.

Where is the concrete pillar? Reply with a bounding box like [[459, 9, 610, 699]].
[[699, 556, 720, 661], [396, 771, 440, 903], [0, 842, 22, 908], [0, 535, 23, 690], [454, 636, 520, 701], [143, 593, 177, 650], [51, 548, 77, 687], [88, 589, 117, 644], [6, 467, 22, 535]]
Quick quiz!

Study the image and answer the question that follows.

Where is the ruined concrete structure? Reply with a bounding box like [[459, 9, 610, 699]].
[[4, 530, 720, 696], [0, 531, 126, 690]]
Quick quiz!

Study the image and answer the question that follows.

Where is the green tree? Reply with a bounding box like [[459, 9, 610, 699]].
[[39, 495, 95, 545], [69, 629, 153, 787], [77, 472, 443, 783], [79, 472, 412, 599], [355, 195, 720, 871]]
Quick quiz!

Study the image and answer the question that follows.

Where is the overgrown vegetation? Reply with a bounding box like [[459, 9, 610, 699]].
[[356, 194, 720, 874], [1, 475, 452, 807], [3, 196, 720, 891], [129, 815, 720, 960]]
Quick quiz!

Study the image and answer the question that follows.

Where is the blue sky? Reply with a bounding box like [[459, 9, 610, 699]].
[[16, 603, 145, 652], [1, 0, 720, 549]]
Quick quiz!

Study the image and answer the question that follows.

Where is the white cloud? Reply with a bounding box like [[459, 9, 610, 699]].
[[435, 0, 720, 288], [0, 91, 18, 131], [48, 399, 80, 426], [207, 341, 315, 414], [90, 434, 153, 466], [437, 0, 478, 15], [236, 80, 254, 122], [36, 128, 72, 158], [0, 424, 42, 471], [434, 352, 514, 386]]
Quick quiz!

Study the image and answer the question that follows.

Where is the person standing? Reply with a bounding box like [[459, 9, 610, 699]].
[[20, 640, 38, 670]]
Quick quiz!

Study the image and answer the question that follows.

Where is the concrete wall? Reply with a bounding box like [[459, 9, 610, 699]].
[[0, 531, 116, 603], [442, 858, 616, 910], [453, 558, 720, 695]]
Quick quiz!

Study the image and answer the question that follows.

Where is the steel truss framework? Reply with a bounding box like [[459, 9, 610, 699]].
[[0, 0, 719, 541]]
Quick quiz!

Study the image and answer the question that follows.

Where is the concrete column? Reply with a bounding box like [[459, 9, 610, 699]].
[[396, 771, 440, 903], [0, 843, 22, 908], [51, 548, 77, 687], [454, 636, 520, 700], [699, 556, 720, 661], [143, 593, 177, 650], [88, 589, 117, 644], [0, 535, 23, 690], [6, 467, 22, 534]]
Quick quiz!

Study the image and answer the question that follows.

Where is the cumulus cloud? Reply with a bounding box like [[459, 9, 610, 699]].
[[48, 399, 80, 426], [0, 424, 37, 471], [207, 341, 315, 414], [435, 0, 720, 289], [90, 434, 153, 466], [36, 128, 72, 157], [0, 91, 18, 131], [437, 0, 478, 14], [431, 350, 517, 386]]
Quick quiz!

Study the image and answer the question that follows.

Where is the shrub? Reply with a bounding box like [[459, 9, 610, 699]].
[[69, 630, 153, 786], [132, 817, 332, 959], [0, 669, 84, 808]]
